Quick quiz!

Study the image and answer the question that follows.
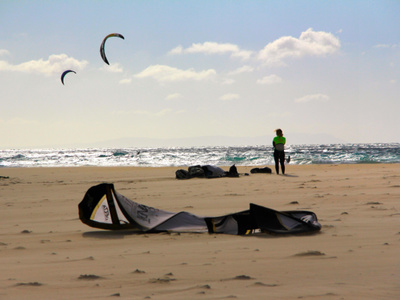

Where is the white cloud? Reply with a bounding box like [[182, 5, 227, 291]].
[[168, 29, 339, 65], [134, 108, 173, 117], [0, 53, 88, 75], [113, 108, 174, 117], [154, 108, 173, 116], [258, 28, 340, 65], [168, 46, 183, 55], [374, 43, 399, 49], [257, 74, 283, 85], [222, 78, 235, 85], [119, 78, 132, 84], [165, 93, 182, 100], [295, 93, 330, 103], [228, 65, 254, 75], [101, 62, 123, 73], [0, 117, 38, 126], [219, 93, 240, 101], [374, 44, 391, 48], [267, 111, 293, 118], [0, 49, 10, 57], [135, 65, 216, 82], [169, 42, 253, 60]]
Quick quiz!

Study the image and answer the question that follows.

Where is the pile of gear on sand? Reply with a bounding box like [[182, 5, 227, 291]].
[[175, 165, 272, 180]]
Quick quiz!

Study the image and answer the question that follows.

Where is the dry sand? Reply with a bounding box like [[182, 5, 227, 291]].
[[0, 164, 399, 299]]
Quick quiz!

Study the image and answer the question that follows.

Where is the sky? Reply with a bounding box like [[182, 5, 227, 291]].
[[1, 0, 399, 149]]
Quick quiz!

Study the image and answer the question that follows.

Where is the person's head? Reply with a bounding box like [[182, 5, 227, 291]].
[[275, 129, 283, 137]]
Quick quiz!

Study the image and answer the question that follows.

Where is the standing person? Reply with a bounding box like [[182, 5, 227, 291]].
[[272, 128, 286, 175]]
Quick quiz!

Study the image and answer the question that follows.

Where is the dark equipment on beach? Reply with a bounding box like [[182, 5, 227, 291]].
[[176, 164, 239, 179], [250, 167, 272, 174], [79, 183, 321, 235]]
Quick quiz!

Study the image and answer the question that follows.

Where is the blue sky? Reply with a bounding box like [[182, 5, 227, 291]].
[[1, 1, 399, 148]]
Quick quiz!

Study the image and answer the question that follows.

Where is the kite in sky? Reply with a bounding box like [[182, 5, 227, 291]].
[[60, 70, 76, 85], [100, 33, 125, 65]]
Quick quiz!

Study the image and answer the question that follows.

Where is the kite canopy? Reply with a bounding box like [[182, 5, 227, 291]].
[[100, 33, 125, 65], [78, 183, 321, 235], [60, 70, 76, 85]]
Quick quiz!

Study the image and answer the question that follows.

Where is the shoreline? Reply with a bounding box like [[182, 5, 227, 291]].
[[1, 164, 399, 299]]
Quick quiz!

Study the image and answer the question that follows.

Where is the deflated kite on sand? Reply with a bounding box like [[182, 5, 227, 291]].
[[79, 183, 321, 235]]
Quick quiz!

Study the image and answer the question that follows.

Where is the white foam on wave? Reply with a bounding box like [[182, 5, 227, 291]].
[[0, 143, 399, 168]]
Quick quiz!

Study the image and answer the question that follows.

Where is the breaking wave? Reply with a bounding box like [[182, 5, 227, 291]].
[[0, 143, 399, 168]]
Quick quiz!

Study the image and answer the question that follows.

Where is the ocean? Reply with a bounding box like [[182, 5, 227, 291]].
[[0, 143, 399, 168]]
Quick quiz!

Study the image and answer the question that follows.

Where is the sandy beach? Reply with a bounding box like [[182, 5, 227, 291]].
[[1, 164, 399, 299]]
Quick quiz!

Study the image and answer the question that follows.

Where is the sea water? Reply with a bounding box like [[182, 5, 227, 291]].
[[0, 143, 399, 168]]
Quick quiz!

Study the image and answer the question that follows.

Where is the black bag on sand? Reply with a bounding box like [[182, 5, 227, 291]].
[[201, 165, 226, 178], [226, 164, 239, 177], [176, 169, 190, 179], [250, 167, 272, 174], [188, 165, 206, 178]]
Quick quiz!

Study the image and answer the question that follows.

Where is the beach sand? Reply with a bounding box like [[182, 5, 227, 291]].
[[0, 164, 399, 299]]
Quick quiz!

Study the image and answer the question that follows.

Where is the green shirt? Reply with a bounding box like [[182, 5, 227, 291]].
[[273, 136, 286, 151], [273, 136, 286, 145]]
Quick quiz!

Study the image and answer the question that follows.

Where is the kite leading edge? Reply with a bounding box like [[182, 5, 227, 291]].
[[100, 33, 125, 65]]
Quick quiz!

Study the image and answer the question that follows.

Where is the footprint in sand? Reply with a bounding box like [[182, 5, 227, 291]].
[[293, 250, 337, 259], [15, 282, 43, 287], [110, 293, 120, 297], [198, 284, 211, 289], [251, 282, 278, 287], [149, 272, 177, 283], [234, 275, 253, 280], [366, 201, 382, 205], [78, 274, 104, 280], [148, 276, 176, 283], [293, 250, 325, 257], [221, 275, 255, 281]]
